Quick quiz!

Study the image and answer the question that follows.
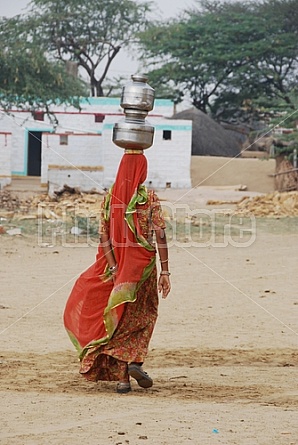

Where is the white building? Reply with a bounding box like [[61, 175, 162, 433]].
[[0, 98, 192, 192]]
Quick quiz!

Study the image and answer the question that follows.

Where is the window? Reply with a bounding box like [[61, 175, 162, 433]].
[[33, 111, 45, 121], [163, 130, 172, 140], [94, 113, 105, 123], [60, 135, 68, 145]]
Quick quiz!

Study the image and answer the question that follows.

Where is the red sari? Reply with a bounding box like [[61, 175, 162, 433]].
[[63, 153, 166, 381]]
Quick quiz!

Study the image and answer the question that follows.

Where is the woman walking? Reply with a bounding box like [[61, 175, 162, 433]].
[[64, 152, 171, 393]]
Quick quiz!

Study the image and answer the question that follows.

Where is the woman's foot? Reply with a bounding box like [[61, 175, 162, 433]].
[[116, 381, 131, 394], [128, 363, 153, 388]]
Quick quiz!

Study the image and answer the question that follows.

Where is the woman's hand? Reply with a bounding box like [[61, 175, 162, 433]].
[[158, 275, 171, 299]]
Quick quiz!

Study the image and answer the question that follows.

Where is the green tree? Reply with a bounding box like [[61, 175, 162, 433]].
[[137, 0, 298, 120], [252, 0, 298, 107], [27, 0, 152, 97], [0, 16, 87, 112]]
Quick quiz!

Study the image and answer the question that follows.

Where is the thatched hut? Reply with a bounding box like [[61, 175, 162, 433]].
[[170, 108, 241, 157]]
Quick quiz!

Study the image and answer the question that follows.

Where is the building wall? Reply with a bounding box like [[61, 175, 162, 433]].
[[146, 121, 192, 188], [42, 133, 103, 182], [47, 167, 105, 196], [0, 114, 53, 175], [46, 117, 192, 191], [191, 156, 276, 193], [101, 117, 192, 189], [0, 98, 192, 191], [0, 132, 12, 188]]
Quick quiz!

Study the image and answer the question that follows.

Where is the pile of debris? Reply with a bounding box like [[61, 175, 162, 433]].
[[234, 191, 298, 217], [0, 186, 105, 221], [1, 187, 298, 228], [0, 190, 22, 213]]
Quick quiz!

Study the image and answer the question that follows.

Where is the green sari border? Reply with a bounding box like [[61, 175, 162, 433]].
[[77, 186, 156, 360]]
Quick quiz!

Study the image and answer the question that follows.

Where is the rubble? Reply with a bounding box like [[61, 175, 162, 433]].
[[1, 188, 298, 230], [0, 190, 21, 212], [234, 191, 298, 217], [0, 189, 104, 220]]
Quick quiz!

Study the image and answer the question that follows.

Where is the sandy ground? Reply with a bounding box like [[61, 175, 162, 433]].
[[1, 186, 298, 445]]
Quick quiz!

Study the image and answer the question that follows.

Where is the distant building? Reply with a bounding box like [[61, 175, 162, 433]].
[[0, 98, 192, 192]]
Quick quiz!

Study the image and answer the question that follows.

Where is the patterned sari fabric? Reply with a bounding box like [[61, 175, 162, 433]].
[[63, 154, 166, 382]]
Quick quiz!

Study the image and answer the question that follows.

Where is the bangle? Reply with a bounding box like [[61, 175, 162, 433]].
[[160, 259, 168, 264], [160, 271, 171, 276], [109, 264, 118, 274]]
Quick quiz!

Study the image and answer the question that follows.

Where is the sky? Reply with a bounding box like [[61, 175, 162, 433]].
[[0, 0, 196, 77], [0, 0, 195, 19]]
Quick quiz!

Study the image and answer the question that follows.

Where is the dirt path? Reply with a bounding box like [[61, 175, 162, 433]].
[[0, 192, 298, 444]]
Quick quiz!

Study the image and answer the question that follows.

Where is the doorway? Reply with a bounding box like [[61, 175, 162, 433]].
[[27, 131, 42, 176]]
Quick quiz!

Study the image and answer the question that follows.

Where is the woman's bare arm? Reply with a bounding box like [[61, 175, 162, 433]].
[[155, 228, 171, 299], [100, 233, 118, 279]]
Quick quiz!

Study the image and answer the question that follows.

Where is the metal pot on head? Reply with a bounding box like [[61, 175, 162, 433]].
[[113, 119, 154, 150], [112, 73, 155, 151], [120, 74, 155, 112]]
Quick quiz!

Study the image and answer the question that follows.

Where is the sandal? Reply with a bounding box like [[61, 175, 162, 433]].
[[116, 382, 131, 394], [128, 364, 153, 388]]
